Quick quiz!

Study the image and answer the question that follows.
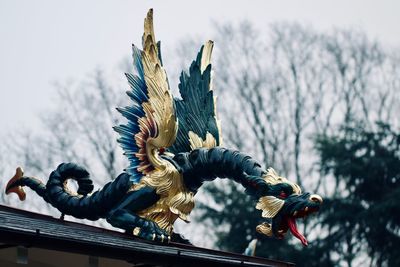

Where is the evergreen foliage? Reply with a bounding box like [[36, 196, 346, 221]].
[[197, 122, 400, 266], [316, 122, 400, 266]]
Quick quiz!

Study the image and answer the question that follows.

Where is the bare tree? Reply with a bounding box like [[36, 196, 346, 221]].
[[213, 22, 291, 175], [210, 22, 399, 194], [211, 22, 333, 189], [2, 69, 128, 218]]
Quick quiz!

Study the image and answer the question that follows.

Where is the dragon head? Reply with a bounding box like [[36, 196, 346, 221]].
[[255, 168, 322, 246]]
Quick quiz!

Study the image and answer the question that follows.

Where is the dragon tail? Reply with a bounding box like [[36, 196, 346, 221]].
[[5, 163, 131, 220], [6, 167, 48, 201]]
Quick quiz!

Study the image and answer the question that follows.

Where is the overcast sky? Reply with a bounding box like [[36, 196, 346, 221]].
[[1, 0, 399, 136]]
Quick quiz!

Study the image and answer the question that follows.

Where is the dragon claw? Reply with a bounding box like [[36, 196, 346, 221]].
[[133, 227, 141, 236], [133, 220, 170, 243], [143, 232, 170, 243]]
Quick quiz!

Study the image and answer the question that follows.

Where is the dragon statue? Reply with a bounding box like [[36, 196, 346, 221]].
[[5, 9, 322, 247]]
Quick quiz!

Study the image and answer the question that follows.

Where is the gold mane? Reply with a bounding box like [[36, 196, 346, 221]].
[[132, 162, 195, 233]]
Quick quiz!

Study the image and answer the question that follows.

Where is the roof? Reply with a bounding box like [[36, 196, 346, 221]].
[[0, 205, 294, 267]]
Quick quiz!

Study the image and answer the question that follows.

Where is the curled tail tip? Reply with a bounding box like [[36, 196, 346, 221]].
[[56, 162, 89, 178], [5, 167, 26, 201]]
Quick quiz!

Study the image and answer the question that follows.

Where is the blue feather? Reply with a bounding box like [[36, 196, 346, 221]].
[[113, 125, 134, 136], [125, 75, 148, 104], [132, 44, 144, 77], [114, 44, 153, 184], [116, 106, 143, 123]]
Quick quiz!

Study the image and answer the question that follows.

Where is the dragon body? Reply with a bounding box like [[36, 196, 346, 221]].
[[5, 9, 322, 246]]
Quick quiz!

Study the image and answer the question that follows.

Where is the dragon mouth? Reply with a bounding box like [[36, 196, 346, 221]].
[[256, 193, 322, 246], [275, 206, 319, 246]]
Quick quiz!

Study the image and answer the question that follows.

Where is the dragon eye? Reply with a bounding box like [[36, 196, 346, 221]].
[[279, 191, 287, 199]]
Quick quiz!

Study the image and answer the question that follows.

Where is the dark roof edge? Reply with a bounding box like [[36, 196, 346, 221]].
[[0, 204, 294, 267]]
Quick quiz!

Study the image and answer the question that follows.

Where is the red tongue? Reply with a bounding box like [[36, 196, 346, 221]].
[[287, 217, 308, 246]]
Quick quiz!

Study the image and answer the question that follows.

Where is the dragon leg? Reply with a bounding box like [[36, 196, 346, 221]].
[[107, 209, 170, 243], [106, 186, 170, 243]]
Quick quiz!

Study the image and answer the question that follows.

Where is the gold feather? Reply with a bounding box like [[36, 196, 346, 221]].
[[263, 168, 302, 195], [131, 9, 194, 234], [256, 196, 285, 218], [140, 9, 178, 169], [188, 131, 217, 150]]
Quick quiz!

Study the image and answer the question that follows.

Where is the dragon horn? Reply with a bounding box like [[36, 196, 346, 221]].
[[5, 167, 26, 201]]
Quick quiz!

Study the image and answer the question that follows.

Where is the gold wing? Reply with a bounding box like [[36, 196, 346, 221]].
[[115, 9, 177, 177], [140, 9, 177, 170], [114, 9, 193, 233]]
